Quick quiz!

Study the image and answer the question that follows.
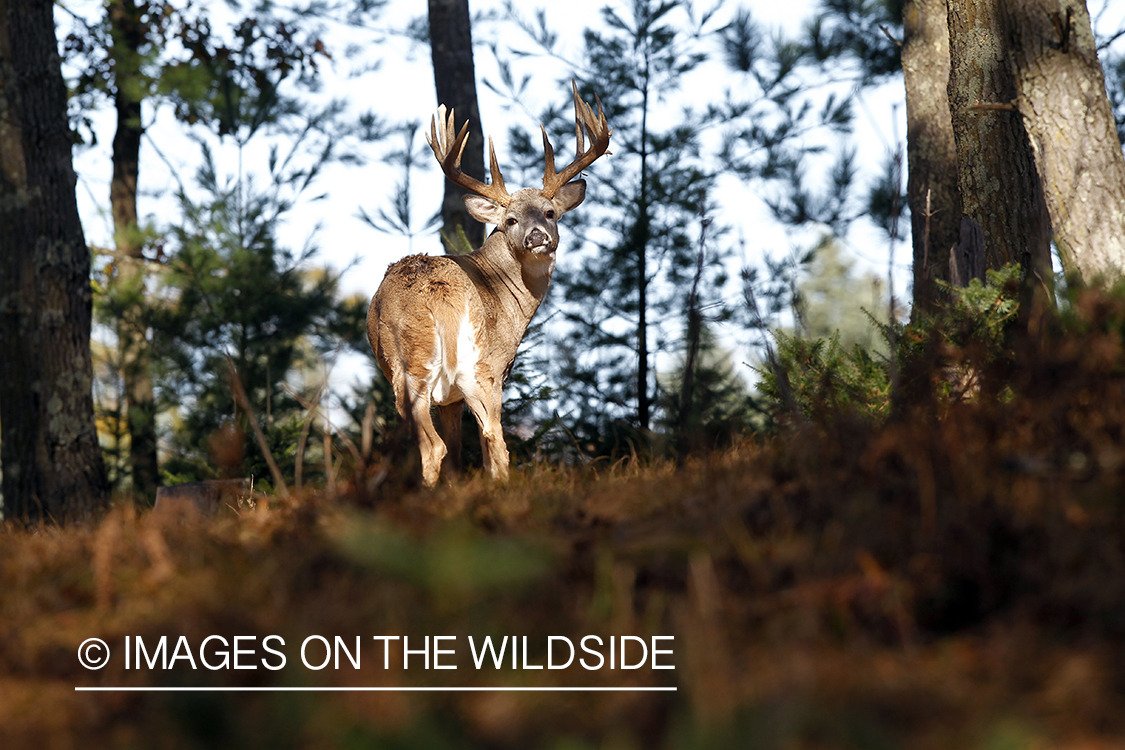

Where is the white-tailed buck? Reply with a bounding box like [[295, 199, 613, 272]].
[[367, 82, 611, 486]]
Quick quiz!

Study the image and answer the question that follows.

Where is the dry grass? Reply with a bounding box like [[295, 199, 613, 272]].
[[5, 289, 1125, 749]]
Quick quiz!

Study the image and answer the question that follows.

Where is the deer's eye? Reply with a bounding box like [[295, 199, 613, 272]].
[[544, 209, 556, 220], [506, 217, 518, 227]]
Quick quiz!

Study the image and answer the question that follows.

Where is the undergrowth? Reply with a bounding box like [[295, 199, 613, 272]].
[[4, 275, 1125, 749], [761, 265, 1025, 420]]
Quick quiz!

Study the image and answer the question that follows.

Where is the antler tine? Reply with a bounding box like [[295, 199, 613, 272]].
[[574, 81, 586, 158], [541, 123, 556, 181], [541, 79, 612, 198], [486, 137, 507, 197], [426, 105, 511, 207]]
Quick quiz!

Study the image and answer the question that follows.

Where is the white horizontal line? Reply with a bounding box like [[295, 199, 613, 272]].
[[75, 686, 676, 692]]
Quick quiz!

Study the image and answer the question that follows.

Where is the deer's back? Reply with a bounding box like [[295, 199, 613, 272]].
[[368, 254, 487, 404]]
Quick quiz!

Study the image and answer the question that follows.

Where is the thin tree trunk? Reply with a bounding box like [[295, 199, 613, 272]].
[[108, 0, 159, 502], [0, 0, 109, 523], [1003, 0, 1125, 281], [428, 0, 485, 251], [636, 56, 652, 433], [676, 210, 708, 458], [946, 0, 1052, 280], [902, 0, 962, 312]]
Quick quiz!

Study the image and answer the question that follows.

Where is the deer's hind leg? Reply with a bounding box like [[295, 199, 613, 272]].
[[404, 375, 446, 487], [436, 402, 464, 478], [389, 360, 446, 488]]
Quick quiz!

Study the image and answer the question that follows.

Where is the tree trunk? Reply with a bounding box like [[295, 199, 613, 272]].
[[676, 214, 707, 458], [902, 0, 962, 312], [0, 0, 109, 523], [946, 0, 1052, 280], [0, 51, 39, 519], [1002, 0, 1125, 281], [109, 0, 159, 502], [636, 77, 652, 433], [428, 0, 485, 251]]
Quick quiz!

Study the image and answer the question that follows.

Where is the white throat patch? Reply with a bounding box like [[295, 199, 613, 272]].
[[524, 252, 556, 279]]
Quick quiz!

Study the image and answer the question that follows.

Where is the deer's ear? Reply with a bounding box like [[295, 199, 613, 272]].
[[553, 179, 587, 215], [463, 195, 507, 225]]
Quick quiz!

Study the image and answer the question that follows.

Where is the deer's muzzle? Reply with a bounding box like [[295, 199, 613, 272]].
[[525, 228, 551, 250]]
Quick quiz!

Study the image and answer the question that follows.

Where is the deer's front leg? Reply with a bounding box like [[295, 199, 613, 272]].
[[464, 380, 509, 483]]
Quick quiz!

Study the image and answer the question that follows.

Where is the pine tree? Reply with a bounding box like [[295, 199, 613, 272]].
[[151, 142, 347, 486], [492, 1, 865, 455], [797, 237, 889, 352], [542, 0, 720, 448], [65, 0, 400, 501]]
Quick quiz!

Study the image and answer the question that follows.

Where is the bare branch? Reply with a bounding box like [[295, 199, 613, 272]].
[[224, 355, 289, 499], [969, 101, 1018, 111]]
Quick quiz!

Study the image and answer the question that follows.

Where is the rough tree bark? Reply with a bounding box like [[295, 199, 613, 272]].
[[1002, 0, 1125, 281], [946, 0, 1052, 280], [902, 0, 962, 311], [428, 0, 485, 251], [0, 0, 109, 522], [108, 0, 160, 502]]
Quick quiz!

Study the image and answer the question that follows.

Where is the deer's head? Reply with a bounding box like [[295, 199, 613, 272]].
[[427, 81, 611, 271]]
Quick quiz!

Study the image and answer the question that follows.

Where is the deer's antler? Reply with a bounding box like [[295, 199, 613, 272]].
[[541, 80, 612, 198], [427, 105, 511, 207]]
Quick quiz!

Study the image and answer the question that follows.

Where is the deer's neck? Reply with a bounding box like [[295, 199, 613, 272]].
[[457, 234, 553, 331]]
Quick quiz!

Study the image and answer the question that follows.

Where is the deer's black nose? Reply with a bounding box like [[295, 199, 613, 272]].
[[525, 228, 550, 248]]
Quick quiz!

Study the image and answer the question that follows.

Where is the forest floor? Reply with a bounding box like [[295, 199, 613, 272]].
[[4, 432, 1125, 749], [5, 289, 1125, 749]]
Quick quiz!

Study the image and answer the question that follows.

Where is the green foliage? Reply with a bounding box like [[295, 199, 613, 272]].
[[161, 13, 326, 138], [62, 0, 335, 144], [761, 330, 893, 418], [797, 237, 889, 352], [656, 322, 759, 451], [332, 518, 553, 596], [934, 266, 1022, 346], [761, 264, 1024, 422], [501, 0, 727, 448], [715, 7, 860, 235], [804, 0, 904, 81], [491, 0, 888, 458], [71, 0, 387, 497], [150, 143, 349, 483], [438, 224, 477, 257], [1093, 9, 1125, 145]]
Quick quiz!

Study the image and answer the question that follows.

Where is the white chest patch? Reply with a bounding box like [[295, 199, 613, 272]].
[[430, 312, 479, 406]]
